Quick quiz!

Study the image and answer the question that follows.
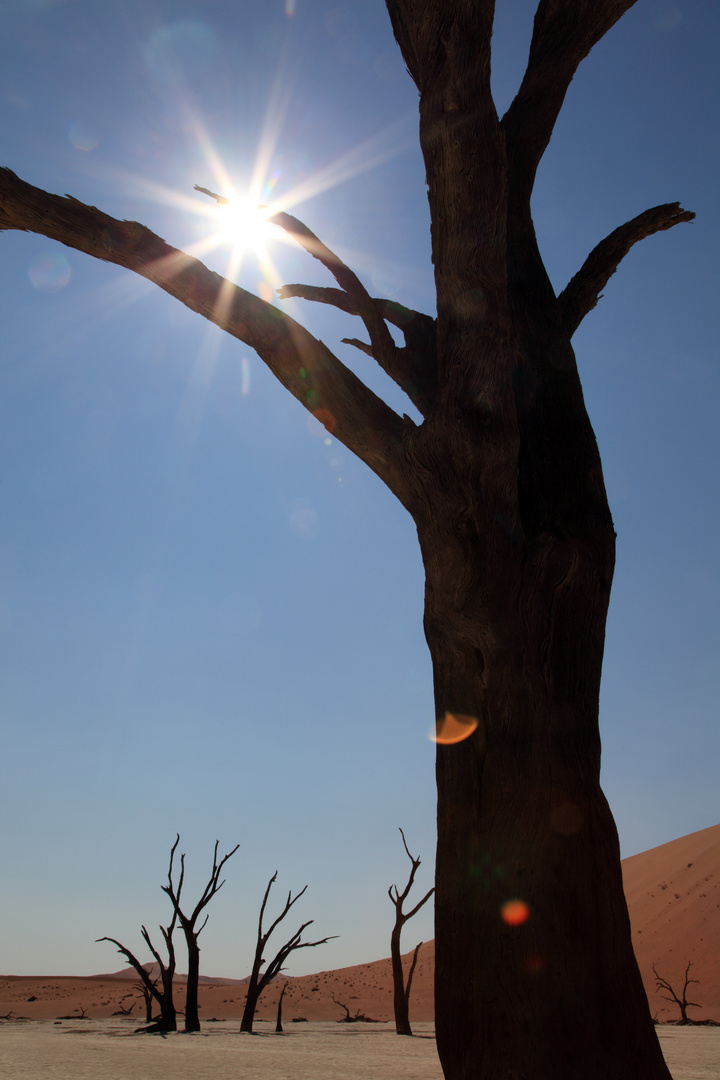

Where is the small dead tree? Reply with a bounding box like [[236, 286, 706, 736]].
[[97, 914, 178, 1032], [240, 872, 336, 1034], [331, 993, 379, 1023], [112, 999, 136, 1017], [388, 828, 434, 1036], [162, 835, 240, 1033], [275, 980, 289, 1034], [133, 978, 156, 1024], [653, 962, 702, 1025]]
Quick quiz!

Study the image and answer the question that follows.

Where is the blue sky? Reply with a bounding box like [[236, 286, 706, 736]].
[[1, 0, 718, 980]]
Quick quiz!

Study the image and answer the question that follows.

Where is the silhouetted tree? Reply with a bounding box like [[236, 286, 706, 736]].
[[653, 962, 702, 1025], [97, 915, 177, 1032], [134, 978, 156, 1025], [275, 980, 289, 1034], [162, 835, 239, 1033], [0, 2, 695, 1074], [388, 828, 434, 1035], [331, 993, 379, 1023], [240, 872, 336, 1034]]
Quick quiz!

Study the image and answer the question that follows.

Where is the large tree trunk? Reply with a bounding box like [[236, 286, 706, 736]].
[[240, 986, 260, 1034], [414, 424, 669, 1077], [386, 5, 674, 1072], [390, 924, 412, 1036], [184, 940, 201, 1032], [159, 972, 177, 1032]]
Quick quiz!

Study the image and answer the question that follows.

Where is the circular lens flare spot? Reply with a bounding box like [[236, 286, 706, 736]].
[[431, 713, 478, 745], [501, 899, 530, 926], [28, 254, 71, 292]]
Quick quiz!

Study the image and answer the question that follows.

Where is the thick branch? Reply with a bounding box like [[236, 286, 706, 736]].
[[557, 203, 695, 337], [0, 168, 411, 502], [502, 0, 639, 203], [386, 0, 494, 97]]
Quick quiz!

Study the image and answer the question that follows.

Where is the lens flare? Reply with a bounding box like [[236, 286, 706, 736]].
[[501, 899, 530, 926], [28, 254, 71, 292], [431, 713, 478, 745]]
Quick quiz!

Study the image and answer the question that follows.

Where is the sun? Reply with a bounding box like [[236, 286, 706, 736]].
[[212, 196, 275, 255]]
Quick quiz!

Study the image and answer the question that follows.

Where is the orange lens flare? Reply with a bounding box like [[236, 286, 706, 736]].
[[431, 713, 478, 745], [501, 899, 530, 926]]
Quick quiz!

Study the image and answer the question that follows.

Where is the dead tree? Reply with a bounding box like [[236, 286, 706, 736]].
[[112, 1000, 136, 1017], [275, 980, 289, 1034], [133, 978, 156, 1024], [162, 835, 239, 1033], [240, 872, 336, 1034], [97, 916, 178, 1032], [331, 994, 379, 1024], [388, 828, 434, 1035], [0, 2, 696, 1074], [652, 962, 702, 1025]]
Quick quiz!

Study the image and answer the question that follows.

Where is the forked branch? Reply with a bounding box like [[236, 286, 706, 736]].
[[277, 283, 437, 414], [557, 203, 695, 336]]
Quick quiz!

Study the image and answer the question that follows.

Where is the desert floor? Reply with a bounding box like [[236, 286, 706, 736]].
[[1, 1019, 719, 1080]]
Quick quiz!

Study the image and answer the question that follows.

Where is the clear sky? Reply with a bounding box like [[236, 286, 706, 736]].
[[1, 0, 718, 981]]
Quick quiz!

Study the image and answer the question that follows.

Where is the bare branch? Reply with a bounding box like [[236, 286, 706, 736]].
[[0, 168, 410, 501], [342, 337, 374, 358], [277, 284, 432, 332], [502, 1, 639, 204], [278, 284, 437, 415], [97, 936, 164, 1007], [557, 203, 695, 336], [194, 184, 229, 206], [269, 210, 398, 365]]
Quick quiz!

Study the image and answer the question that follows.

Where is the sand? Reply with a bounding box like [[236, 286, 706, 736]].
[[1, 1019, 719, 1080]]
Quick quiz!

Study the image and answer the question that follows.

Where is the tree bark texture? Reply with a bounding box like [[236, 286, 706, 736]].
[[0, 0, 696, 1075]]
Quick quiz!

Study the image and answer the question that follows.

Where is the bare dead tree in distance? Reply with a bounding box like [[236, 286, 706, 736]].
[[162, 835, 239, 1033], [388, 827, 434, 1036], [133, 978, 156, 1025], [653, 962, 703, 1025], [275, 980, 289, 1034], [97, 916, 178, 1032], [240, 872, 336, 1034], [0, 1, 697, 1075]]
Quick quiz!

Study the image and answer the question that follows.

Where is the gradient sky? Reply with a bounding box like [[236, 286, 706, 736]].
[[1, 0, 718, 981]]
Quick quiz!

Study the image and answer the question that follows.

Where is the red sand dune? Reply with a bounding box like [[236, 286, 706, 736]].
[[622, 823, 719, 1022], [1, 825, 717, 1025]]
